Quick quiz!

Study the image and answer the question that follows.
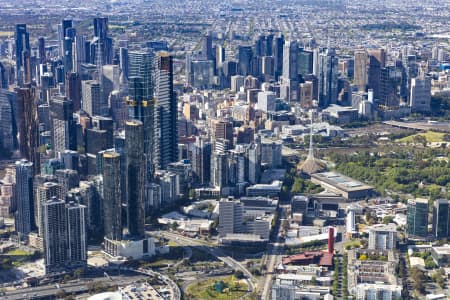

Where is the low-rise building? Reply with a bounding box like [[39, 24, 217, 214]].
[[368, 223, 397, 250], [347, 249, 400, 300], [246, 180, 282, 197], [310, 172, 373, 200]]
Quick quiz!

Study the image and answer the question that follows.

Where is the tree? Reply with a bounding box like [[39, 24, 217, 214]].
[[382, 215, 394, 224], [170, 222, 179, 230], [234, 270, 244, 279], [291, 178, 304, 194], [56, 290, 67, 299], [282, 219, 290, 232], [410, 267, 426, 294], [74, 268, 84, 279]]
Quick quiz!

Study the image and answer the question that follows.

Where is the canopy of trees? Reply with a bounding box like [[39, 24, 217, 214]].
[[330, 148, 450, 199]]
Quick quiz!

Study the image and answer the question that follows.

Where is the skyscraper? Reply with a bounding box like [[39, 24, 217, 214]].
[[213, 119, 234, 150], [36, 182, 61, 237], [212, 151, 229, 189], [119, 47, 129, 80], [318, 48, 339, 108], [59, 19, 73, 57], [38, 37, 46, 64], [410, 75, 431, 113], [42, 197, 67, 273], [91, 17, 113, 66], [102, 151, 122, 240], [127, 50, 154, 180], [298, 48, 314, 76], [15, 160, 35, 239], [218, 198, 243, 237], [0, 89, 15, 152], [202, 32, 213, 61], [238, 45, 253, 76], [15, 24, 30, 86], [354, 50, 368, 92], [215, 45, 225, 69], [406, 198, 429, 238], [273, 33, 285, 80], [82, 80, 103, 116], [368, 49, 386, 100], [74, 35, 87, 73], [65, 72, 82, 111], [432, 199, 450, 240], [191, 136, 212, 186], [63, 37, 74, 73], [16, 85, 40, 172], [282, 41, 298, 80], [125, 120, 145, 238], [50, 95, 76, 155], [154, 52, 178, 170], [65, 201, 87, 267]]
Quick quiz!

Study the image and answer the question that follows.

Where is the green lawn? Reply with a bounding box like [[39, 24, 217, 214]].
[[397, 131, 446, 143], [186, 276, 248, 300]]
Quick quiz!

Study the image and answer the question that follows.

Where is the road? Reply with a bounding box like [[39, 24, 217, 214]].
[[158, 231, 257, 292], [135, 267, 181, 300], [3, 274, 148, 300], [260, 205, 286, 300]]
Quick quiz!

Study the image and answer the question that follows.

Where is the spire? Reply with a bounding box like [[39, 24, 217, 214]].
[[298, 109, 325, 175]]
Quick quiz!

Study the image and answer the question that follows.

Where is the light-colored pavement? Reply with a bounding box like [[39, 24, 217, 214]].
[[158, 231, 257, 292]]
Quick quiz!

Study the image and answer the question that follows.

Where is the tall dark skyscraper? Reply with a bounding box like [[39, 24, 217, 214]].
[[191, 137, 212, 186], [154, 52, 178, 170], [127, 50, 154, 180], [318, 48, 339, 108], [59, 19, 73, 58], [406, 198, 428, 238], [125, 120, 145, 238], [368, 48, 386, 100], [93, 17, 108, 40], [102, 151, 122, 241], [273, 33, 285, 80], [15, 24, 30, 86], [63, 37, 74, 73], [15, 159, 35, 239], [354, 49, 368, 92], [202, 32, 213, 61], [238, 45, 253, 76], [298, 48, 314, 76], [65, 72, 82, 111], [432, 199, 450, 240], [91, 17, 113, 66], [38, 37, 46, 64]]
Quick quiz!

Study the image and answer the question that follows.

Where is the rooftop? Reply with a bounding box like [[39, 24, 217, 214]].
[[282, 251, 333, 267], [311, 172, 373, 192]]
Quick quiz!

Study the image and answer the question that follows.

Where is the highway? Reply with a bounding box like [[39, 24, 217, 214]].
[[158, 231, 257, 292], [3, 274, 148, 300], [3, 266, 182, 300]]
